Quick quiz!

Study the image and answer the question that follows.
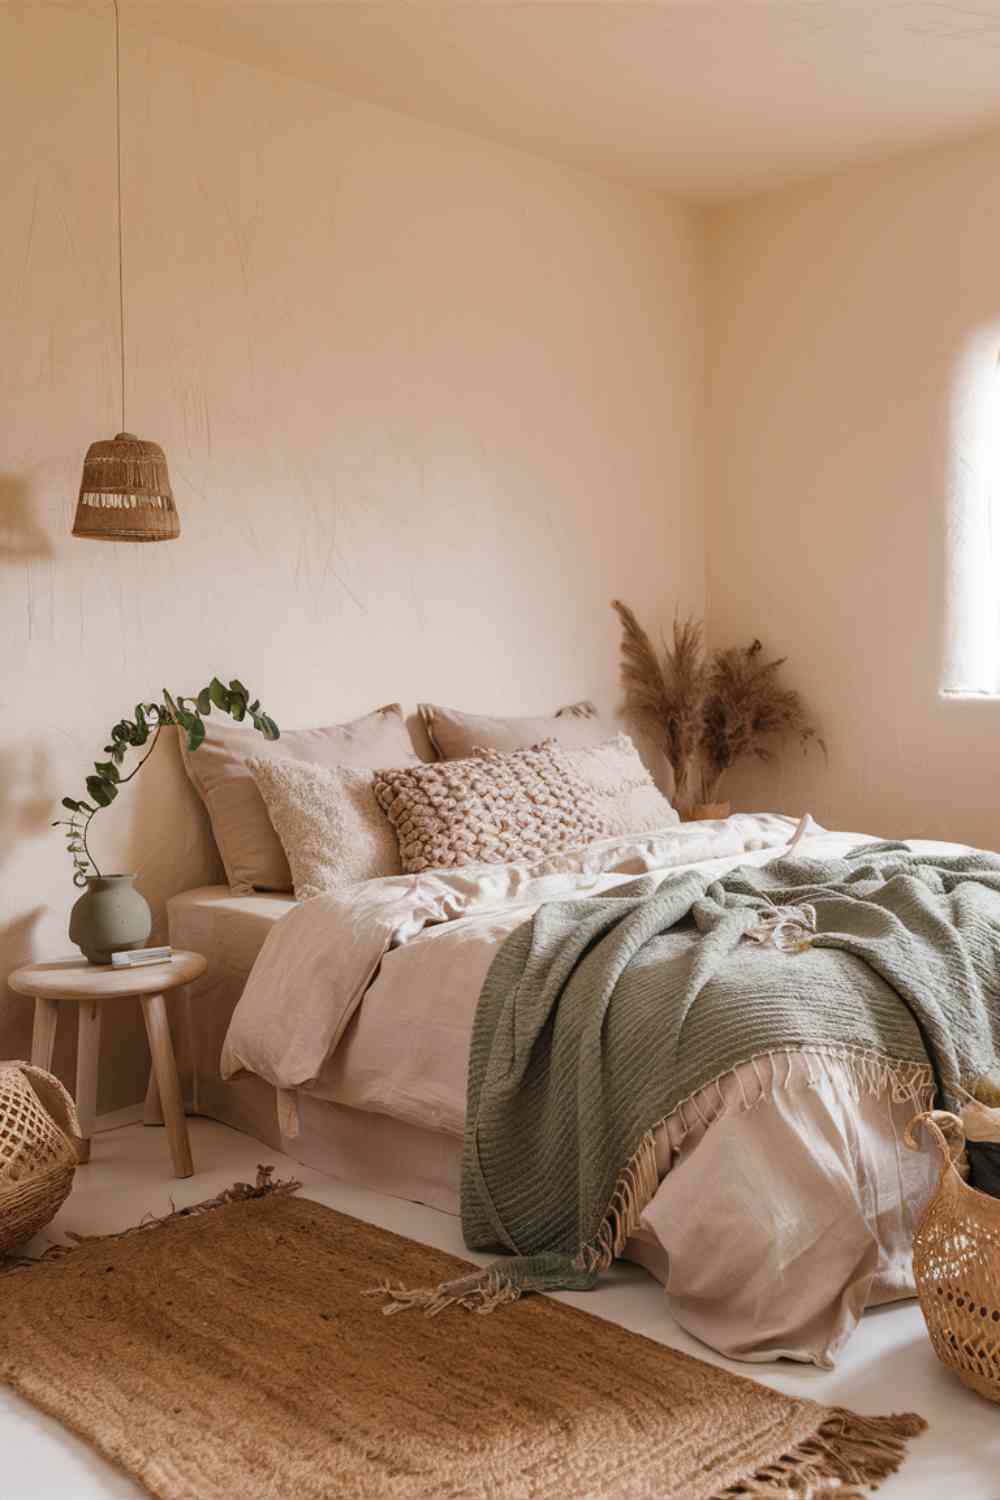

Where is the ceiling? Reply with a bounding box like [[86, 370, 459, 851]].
[[64, 1, 1000, 200]]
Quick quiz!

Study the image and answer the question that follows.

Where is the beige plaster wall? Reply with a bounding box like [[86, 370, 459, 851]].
[[707, 131, 1000, 847], [1, 4, 705, 1109]]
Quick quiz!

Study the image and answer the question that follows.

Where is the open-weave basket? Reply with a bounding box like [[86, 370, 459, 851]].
[[0, 1062, 80, 1256], [906, 1109, 1000, 1402]]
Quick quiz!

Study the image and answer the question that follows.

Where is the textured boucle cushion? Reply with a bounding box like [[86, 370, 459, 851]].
[[418, 700, 608, 760], [246, 756, 401, 900], [179, 704, 420, 895], [373, 745, 613, 874], [545, 735, 679, 835]]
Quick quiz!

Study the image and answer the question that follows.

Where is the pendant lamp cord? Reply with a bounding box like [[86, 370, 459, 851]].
[[114, 0, 126, 433]]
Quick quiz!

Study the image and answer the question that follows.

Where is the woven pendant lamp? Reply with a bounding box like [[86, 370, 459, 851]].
[[74, 434, 179, 542], [72, 0, 179, 543]]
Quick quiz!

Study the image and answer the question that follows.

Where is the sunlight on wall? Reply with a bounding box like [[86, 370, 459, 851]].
[[942, 325, 1000, 696]]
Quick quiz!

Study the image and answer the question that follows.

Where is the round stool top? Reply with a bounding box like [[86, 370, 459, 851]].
[[8, 951, 207, 1000]]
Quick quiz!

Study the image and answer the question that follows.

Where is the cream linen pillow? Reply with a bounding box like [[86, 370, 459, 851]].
[[373, 744, 612, 874], [246, 756, 401, 899], [542, 734, 679, 835], [179, 704, 420, 894], [418, 700, 608, 760]]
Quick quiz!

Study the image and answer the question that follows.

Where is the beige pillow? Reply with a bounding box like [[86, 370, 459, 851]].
[[373, 744, 612, 874], [419, 700, 607, 760], [246, 756, 401, 899], [542, 734, 679, 835], [180, 704, 420, 894]]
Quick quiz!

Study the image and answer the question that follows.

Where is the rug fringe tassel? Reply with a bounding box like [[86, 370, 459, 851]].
[[364, 1269, 523, 1317], [1, 1165, 301, 1275], [713, 1408, 927, 1499]]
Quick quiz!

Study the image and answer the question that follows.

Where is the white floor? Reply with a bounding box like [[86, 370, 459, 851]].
[[4, 1119, 999, 1499]]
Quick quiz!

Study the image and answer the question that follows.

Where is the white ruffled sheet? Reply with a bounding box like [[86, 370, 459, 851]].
[[218, 817, 957, 1366]]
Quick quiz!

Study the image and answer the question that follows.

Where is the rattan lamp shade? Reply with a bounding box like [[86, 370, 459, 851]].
[[72, 432, 180, 542]]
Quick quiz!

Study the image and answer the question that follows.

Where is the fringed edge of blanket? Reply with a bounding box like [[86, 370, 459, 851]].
[[0, 1165, 301, 1276], [711, 1407, 927, 1500], [369, 1044, 936, 1316], [582, 1044, 937, 1275]]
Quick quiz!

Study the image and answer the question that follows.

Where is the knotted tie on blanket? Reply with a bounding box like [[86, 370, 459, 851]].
[[745, 903, 817, 953]]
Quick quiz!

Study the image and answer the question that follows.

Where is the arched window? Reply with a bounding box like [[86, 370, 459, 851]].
[[942, 327, 1000, 695]]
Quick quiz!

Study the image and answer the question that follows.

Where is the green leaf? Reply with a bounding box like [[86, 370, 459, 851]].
[[209, 677, 230, 712], [61, 797, 81, 812], [229, 697, 246, 722], [95, 761, 120, 783], [86, 774, 117, 807], [197, 687, 212, 715], [262, 715, 280, 740], [229, 679, 248, 698], [186, 716, 206, 753]]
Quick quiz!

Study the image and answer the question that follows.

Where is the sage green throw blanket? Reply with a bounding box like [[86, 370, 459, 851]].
[[379, 844, 1000, 1316]]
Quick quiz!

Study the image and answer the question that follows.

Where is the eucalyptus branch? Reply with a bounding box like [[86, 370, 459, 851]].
[[81, 809, 98, 879], [54, 677, 279, 887]]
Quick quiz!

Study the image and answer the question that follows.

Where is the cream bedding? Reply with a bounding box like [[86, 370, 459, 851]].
[[220, 816, 950, 1367]]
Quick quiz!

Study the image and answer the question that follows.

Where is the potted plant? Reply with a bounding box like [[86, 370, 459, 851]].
[[611, 601, 823, 819], [53, 678, 278, 964]]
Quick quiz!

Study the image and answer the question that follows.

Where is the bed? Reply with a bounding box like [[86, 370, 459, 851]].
[[169, 815, 944, 1369]]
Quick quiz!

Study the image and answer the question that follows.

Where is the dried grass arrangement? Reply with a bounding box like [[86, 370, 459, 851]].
[[611, 600, 824, 814]]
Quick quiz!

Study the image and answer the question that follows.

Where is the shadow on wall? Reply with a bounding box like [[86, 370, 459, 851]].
[[0, 747, 57, 932], [0, 468, 58, 1065], [0, 471, 54, 561], [124, 729, 224, 944], [0, 909, 47, 1068], [0, 745, 67, 1075], [0, 474, 56, 931]]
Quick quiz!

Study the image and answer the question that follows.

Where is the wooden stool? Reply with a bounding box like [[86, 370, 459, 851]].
[[8, 951, 207, 1179]]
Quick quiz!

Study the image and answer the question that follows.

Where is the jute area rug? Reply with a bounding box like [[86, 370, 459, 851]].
[[0, 1176, 924, 1500]]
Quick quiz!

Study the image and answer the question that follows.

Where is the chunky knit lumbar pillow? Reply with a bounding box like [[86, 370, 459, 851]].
[[373, 745, 613, 874], [544, 734, 679, 836], [246, 755, 401, 899]]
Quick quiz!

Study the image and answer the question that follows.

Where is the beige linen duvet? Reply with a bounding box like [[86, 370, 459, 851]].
[[221, 817, 946, 1367]]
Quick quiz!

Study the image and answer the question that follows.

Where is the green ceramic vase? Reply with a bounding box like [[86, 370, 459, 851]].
[[69, 874, 152, 966]]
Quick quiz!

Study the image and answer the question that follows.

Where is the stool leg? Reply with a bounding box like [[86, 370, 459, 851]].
[[141, 992, 193, 1179], [143, 1066, 164, 1126], [30, 996, 60, 1071], [75, 1000, 101, 1165]]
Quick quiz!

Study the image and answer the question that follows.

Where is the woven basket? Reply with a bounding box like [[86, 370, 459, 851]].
[[906, 1109, 1000, 1403], [0, 1062, 80, 1256]]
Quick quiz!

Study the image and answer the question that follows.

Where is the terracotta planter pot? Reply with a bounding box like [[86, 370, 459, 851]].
[[683, 801, 732, 823]]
